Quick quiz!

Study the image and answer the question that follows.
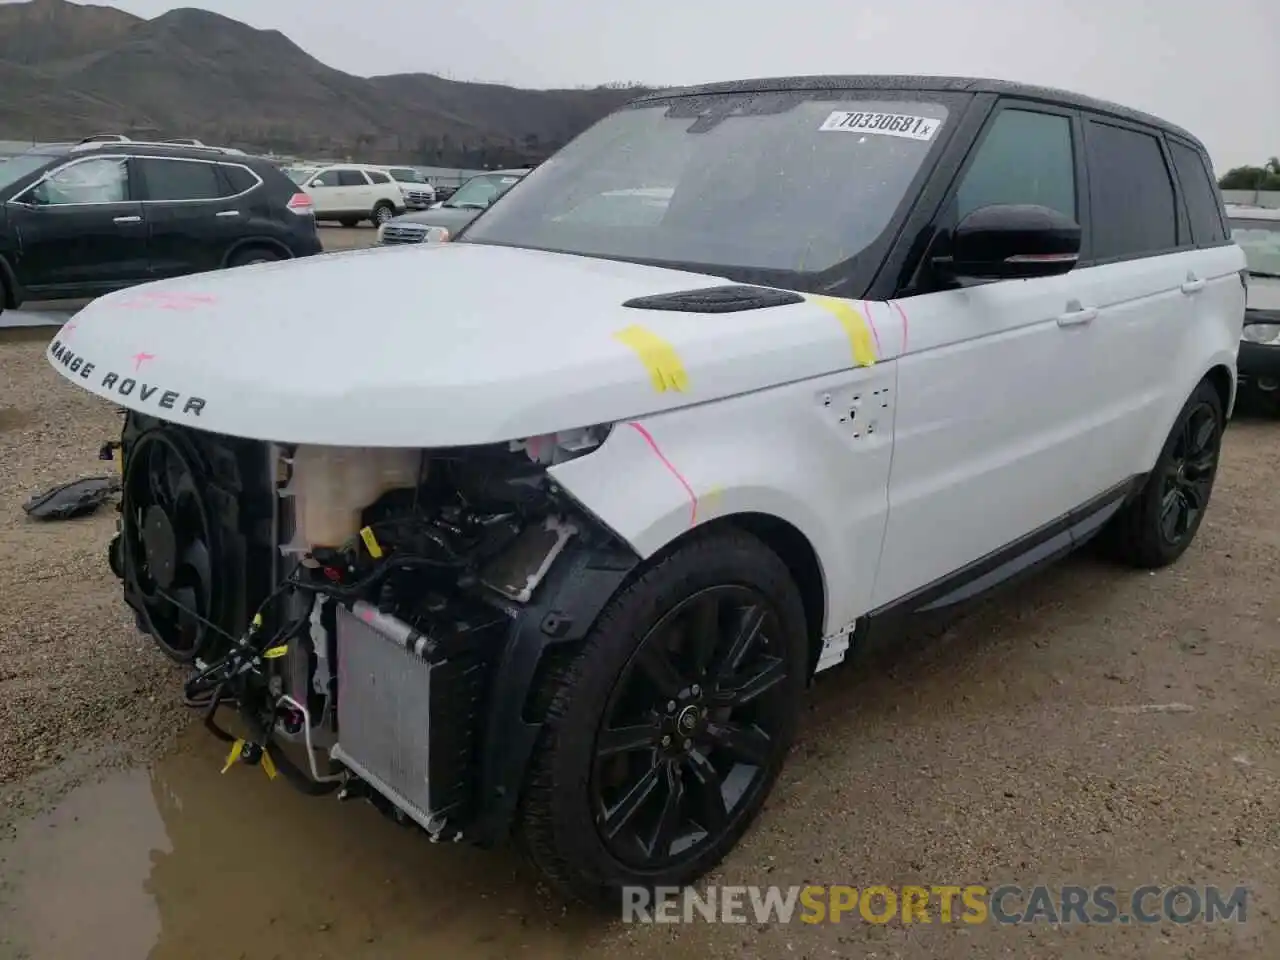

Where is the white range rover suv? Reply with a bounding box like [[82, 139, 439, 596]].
[[47, 75, 1245, 908]]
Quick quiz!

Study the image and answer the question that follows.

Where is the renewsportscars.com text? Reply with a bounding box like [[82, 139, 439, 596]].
[[622, 884, 1250, 925]]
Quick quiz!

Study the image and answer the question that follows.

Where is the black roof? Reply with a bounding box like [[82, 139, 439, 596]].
[[634, 75, 1203, 151]]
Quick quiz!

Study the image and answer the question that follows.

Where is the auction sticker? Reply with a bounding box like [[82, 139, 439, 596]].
[[819, 110, 941, 141]]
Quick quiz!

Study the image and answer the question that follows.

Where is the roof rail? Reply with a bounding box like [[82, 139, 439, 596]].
[[69, 138, 247, 157]]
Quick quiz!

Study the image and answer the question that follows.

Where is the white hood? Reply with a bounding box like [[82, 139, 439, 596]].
[[45, 243, 869, 447]]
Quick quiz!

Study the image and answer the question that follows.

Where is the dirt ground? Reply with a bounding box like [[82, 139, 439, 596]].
[[1, 317, 1279, 959]]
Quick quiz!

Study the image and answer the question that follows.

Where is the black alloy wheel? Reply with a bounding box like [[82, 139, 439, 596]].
[[591, 585, 791, 869], [516, 529, 810, 906], [1157, 398, 1221, 547], [1101, 378, 1225, 569]]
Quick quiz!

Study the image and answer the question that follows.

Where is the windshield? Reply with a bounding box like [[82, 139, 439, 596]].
[[1230, 218, 1280, 278], [286, 167, 317, 185], [445, 173, 523, 209], [462, 93, 949, 279], [389, 168, 427, 183], [0, 154, 57, 192]]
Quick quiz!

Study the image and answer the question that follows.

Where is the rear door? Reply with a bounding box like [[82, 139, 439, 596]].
[[135, 156, 242, 278], [8, 155, 149, 295], [1069, 116, 1203, 492]]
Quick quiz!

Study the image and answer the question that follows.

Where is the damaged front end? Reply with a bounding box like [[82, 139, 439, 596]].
[[108, 413, 638, 843]]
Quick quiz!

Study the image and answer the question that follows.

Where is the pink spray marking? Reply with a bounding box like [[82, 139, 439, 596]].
[[626, 422, 698, 527], [860, 301, 883, 354], [132, 351, 156, 371], [889, 301, 910, 354], [116, 290, 217, 311]]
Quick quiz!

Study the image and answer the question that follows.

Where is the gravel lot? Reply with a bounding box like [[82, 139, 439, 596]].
[[1, 301, 1278, 959]]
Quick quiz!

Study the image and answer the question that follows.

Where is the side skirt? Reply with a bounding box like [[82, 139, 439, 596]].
[[825, 474, 1146, 668]]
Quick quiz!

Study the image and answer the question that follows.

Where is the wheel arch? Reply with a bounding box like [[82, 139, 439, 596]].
[[1204, 362, 1236, 419], [648, 512, 828, 677], [221, 237, 292, 268]]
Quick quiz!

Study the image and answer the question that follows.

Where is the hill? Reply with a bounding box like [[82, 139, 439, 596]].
[[0, 0, 652, 165]]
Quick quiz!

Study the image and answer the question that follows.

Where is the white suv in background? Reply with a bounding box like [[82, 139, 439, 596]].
[[297, 163, 405, 226], [382, 166, 437, 209]]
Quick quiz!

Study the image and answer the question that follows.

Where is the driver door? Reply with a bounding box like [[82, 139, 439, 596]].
[[9, 155, 150, 296], [870, 100, 1101, 608]]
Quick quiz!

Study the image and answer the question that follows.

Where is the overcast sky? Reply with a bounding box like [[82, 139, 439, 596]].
[[57, 0, 1280, 171]]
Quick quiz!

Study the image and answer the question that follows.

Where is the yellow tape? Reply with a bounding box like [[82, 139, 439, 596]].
[[811, 296, 877, 367], [261, 749, 278, 781], [263, 645, 289, 660], [221, 739, 244, 774], [359, 526, 383, 559], [613, 324, 690, 393]]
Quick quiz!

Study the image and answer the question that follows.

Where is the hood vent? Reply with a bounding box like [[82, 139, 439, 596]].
[[622, 284, 805, 314]]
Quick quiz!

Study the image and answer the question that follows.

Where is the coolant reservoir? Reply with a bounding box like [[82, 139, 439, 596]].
[[288, 446, 422, 548]]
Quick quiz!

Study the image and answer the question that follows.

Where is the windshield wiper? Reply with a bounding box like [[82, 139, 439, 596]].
[[1248, 269, 1280, 280]]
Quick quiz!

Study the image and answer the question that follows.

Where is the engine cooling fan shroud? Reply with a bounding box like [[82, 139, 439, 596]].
[[121, 428, 223, 663]]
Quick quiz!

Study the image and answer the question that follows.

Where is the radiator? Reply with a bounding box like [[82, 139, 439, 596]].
[[330, 600, 492, 836]]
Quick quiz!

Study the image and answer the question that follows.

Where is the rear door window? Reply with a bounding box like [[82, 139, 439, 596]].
[[1084, 119, 1178, 260], [136, 157, 222, 201], [338, 169, 369, 187], [1168, 140, 1228, 245]]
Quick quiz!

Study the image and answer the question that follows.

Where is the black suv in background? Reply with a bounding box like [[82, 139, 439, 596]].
[[0, 141, 323, 313]]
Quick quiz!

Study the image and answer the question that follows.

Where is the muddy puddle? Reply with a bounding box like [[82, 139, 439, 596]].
[[0, 727, 612, 960]]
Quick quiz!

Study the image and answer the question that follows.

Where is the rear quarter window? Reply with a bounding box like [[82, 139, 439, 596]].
[[219, 164, 260, 196], [1168, 140, 1228, 245], [366, 170, 392, 184]]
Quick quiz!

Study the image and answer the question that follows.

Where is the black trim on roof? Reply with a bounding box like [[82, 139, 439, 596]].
[[631, 75, 1204, 152]]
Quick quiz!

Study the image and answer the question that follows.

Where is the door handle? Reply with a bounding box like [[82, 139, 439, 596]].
[[216, 210, 241, 218], [1181, 276, 1206, 294], [1056, 303, 1097, 327], [113, 215, 142, 224]]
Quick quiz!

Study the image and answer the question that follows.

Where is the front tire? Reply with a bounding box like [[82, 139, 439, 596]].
[[372, 202, 395, 226], [1102, 378, 1225, 568], [516, 529, 809, 907]]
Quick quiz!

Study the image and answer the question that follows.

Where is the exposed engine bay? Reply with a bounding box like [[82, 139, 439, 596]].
[[109, 412, 632, 840]]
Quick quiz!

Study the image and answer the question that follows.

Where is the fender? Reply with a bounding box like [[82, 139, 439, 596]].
[[220, 236, 293, 267], [548, 361, 899, 643], [466, 538, 639, 845]]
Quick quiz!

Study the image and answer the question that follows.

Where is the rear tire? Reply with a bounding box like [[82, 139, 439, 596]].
[[1101, 379, 1225, 569], [516, 529, 809, 908], [339, 218, 359, 228]]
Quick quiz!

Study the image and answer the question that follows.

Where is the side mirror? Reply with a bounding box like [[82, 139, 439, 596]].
[[937, 204, 1081, 281]]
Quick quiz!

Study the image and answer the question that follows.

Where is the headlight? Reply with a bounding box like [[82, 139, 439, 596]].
[[1243, 323, 1280, 345]]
